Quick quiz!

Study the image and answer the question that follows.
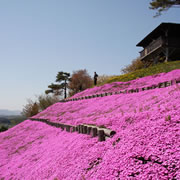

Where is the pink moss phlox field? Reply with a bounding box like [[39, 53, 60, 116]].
[[71, 69, 180, 98], [0, 70, 180, 180]]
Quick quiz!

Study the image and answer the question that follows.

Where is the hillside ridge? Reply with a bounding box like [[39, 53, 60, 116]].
[[63, 76, 180, 102], [0, 69, 180, 180]]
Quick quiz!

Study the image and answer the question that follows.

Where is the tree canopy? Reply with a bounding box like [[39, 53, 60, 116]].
[[150, 0, 180, 16], [68, 69, 93, 96], [45, 71, 71, 99]]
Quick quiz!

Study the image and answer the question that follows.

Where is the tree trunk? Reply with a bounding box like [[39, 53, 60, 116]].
[[64, 79, 67, 99]]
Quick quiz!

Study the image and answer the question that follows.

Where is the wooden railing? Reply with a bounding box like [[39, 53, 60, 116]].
[[29, 78, 180, 142], [60, 78, 180, 103], [29, 118, 116, 142], [140, 37, 163, 58]]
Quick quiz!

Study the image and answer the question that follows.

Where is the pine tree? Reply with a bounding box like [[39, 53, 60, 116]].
[[45, 71, 71, 99], [150, 0, 180, 16]]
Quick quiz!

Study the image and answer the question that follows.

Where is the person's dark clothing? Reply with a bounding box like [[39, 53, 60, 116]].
[[94, 72, 98, 85], [79, 85, 82, 91]]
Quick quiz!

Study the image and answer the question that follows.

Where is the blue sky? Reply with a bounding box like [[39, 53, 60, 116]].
[[0, 0, 179, 111]]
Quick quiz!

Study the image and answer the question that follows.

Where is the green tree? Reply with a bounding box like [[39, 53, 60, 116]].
[[150, 0, 180, 16], [45, 71, 71, 99], [68, 69, 93, 96]]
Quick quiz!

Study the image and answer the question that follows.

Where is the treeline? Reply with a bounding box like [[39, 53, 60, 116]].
[[45, 69, 93, 99], [0, 126, 8, 133], [22, 69, 93, 118], [22, 58, 149, 118], [22, 56, 153, 118], [0, 115, 26, 133]]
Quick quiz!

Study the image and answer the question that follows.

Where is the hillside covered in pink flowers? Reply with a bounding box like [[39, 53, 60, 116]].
[[0, 70, 180, 180]]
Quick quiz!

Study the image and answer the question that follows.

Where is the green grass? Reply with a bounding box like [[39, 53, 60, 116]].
[[104, 60, 180, 84]]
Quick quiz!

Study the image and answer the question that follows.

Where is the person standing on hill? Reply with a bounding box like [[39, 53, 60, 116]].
[[94, 72, 98, 85]]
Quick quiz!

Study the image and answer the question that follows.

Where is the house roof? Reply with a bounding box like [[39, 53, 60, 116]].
[[136, 23, 180, 47]]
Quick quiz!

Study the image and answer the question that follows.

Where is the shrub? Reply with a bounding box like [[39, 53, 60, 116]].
[[121, 57, 144, 74], [0, 125, 8, 132], [37, 94, 59, 111], [22, 100, 39, 118], [22, 94, 59, 118], [96, 75, 114, 86]]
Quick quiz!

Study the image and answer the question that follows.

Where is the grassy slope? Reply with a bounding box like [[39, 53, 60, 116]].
[[105, 60, 180, 84]]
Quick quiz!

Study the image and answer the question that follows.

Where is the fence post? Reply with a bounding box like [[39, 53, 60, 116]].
[[92, 128, 98, 137], [66, 125, 70, 132], [158, 83, 162, 88], [98, 130, 105, 142], [78, 125, 82, 133], [83, 126, 87, 134], [175, 78, 180, 84], [72, 126, 76, 132], [78, 125, 81, 133], [80, 125, 84, 133], [87, 127, 92, 135], [61, 124, 64, 131]]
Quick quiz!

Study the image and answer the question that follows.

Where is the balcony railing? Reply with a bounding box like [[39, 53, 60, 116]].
[[140, 37, 163, 58]]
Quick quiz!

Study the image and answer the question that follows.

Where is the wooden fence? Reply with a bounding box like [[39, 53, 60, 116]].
[[29, 118, 116, 142], [59, 78, 180, 103], [29, 78, 180, 141]]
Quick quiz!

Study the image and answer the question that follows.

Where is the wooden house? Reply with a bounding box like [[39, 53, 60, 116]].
[[136, 23, 180, 64]]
